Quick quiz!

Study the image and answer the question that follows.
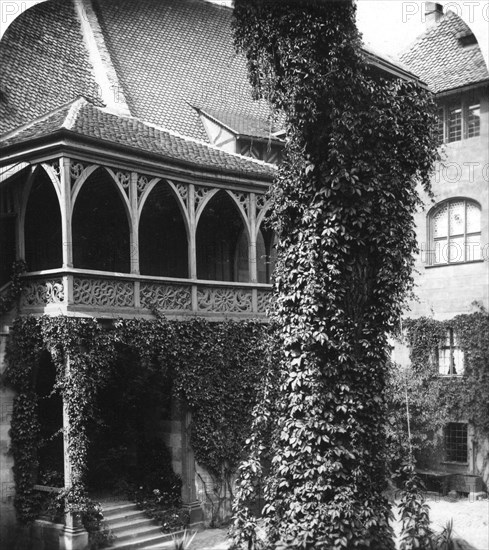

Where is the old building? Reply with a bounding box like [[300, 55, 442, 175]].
[[0, 0, 461, 548], [398, 3, 489, 494]]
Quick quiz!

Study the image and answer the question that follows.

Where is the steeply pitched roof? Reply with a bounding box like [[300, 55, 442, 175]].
[[0, 0, 102, 136], [92, 0, 273, 142], [0, 98, 275, 178], [400, 11, 489, 93]]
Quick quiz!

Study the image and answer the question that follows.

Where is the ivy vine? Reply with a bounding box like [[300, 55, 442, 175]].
[[403, 312, 489, 437], [0, 260, 27, 315], [231, 0, 438, 547], [3, 314, 271, 528]]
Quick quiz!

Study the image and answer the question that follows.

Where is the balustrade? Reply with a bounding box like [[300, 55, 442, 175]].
[[18, 270, 273, 318]]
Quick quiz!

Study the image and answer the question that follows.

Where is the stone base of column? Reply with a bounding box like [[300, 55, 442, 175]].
[[59, 523, 89, 550], [183, 500, 204, 527]]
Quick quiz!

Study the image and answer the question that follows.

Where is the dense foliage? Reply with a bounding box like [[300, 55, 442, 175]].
[[3, 315, 270, 528], [388, 312, 489, 465], [0, 260, 26, 315], [232, 0, 438, 548]]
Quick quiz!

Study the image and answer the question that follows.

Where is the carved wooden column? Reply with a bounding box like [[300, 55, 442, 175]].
[[189, 184, 198, 312], [60, 158, 74, 308], [250, 193, 258, 312], [60, 356, 89, 550]]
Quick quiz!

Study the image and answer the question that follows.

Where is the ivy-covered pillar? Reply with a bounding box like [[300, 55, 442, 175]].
[[59, 355, 88, 550], [180, 405, 203, 526]]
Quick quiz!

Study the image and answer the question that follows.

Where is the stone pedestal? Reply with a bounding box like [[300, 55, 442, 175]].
[[59, 513, 89, 550], [183, 500, 204, 527]]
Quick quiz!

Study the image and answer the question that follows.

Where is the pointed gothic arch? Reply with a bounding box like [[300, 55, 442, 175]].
[[72, 167, 131, 273], [139, 180, 189, 278], [196, 190, 250, 282], [24, 166, 62, 271]]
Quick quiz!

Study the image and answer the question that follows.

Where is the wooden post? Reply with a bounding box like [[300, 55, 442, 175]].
[[60, 158, 73, 268], [60, 355, 89, 550]]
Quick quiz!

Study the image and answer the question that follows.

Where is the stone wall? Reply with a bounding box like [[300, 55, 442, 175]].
[[0, 314, 16, 548]]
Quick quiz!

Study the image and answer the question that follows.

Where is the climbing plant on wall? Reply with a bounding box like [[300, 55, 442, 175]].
[[232, 0, 439, 547], [3, 314, 272, 527]]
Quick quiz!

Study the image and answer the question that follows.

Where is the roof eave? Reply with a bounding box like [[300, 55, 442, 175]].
[[0, 129, 275, 184], [364, 51, 427, 88], [435, 79, 489, 97]]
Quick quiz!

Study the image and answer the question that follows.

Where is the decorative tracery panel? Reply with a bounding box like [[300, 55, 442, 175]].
[[140, 283, 192, 311], [197, 287, 253, 313], [70, 160, 89, 187], [229, 191, 250, 220], [73, 277, 134, 307], [257, 290, 274, 314], [20, 279, 65, 307], [194, 186, 214, 213]]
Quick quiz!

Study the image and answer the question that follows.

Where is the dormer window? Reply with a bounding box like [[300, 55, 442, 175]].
[[456, 30, 477, 47]]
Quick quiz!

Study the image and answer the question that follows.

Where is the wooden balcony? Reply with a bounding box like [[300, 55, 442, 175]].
[[17, 269, 274, 320]]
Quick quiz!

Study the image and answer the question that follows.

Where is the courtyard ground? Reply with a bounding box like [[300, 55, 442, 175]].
[[186, 495, 489, 550]]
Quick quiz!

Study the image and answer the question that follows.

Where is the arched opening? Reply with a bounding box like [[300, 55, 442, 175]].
[[24, 169, 62, 271], [36, 351, 64, 488], [197, 191, 249, 282], [72, 169, 130, 273], [257, 217, 277, 284], [139, 182, 188, 277]]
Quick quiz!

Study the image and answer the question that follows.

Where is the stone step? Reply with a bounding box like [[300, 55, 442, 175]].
[[110, 517, 155, 535], [110, 532, 177, 550], [102, 502, 140, 516], [104, 509, 148, 526], [113, 524, 163, 543]]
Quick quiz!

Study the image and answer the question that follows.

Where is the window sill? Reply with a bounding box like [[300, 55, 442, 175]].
[[440, 462, 469, 467], [437, 374, 464, 379], [425, 259, 484, 269]]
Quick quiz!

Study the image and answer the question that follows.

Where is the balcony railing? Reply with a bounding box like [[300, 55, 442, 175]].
[[18, 269, 274, 319]]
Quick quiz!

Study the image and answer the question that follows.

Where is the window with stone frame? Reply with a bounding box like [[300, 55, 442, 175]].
[[438, 100, 480, 143], [444, 422, 468, 463], [429, 199, 481, 265], [437, 328, 464, 376]]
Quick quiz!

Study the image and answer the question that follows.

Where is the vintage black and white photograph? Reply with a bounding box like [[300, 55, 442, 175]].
[[0, 1, 488, 548]]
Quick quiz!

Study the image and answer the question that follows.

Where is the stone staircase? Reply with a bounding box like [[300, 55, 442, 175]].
[[101, 500, 182, 549]]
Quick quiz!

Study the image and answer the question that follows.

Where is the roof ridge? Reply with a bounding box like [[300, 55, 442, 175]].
[[63, 97, 89, 130], [0, 96, 91, 142], [89, 104, 278, 169]]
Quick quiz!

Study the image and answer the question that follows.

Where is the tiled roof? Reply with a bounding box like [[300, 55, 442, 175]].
[[400, 11, 489, 93], [93, 0, 273, 141], [199, 108, 284, 140], [0, 98, 275, 178], [0, 0, 102, 136]]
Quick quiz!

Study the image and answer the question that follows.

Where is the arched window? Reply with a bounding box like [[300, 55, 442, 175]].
[[72, 169, 130, 273], [429, 199, 481, 265], [197, 191, 249, 282], [139, 182, 188, 278], [24, 169, 62, 271], [257, 220, 277, 284]]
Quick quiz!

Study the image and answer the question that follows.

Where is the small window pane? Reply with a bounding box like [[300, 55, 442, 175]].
[[445, 423, 467, 463], [448, 237, 464, 263], [452, 347, 465, 375], [437, 108, 444, 142], [433, 239, 446, 264], [448, 107, 462, 142], [467, 104, 480, 138], [466, 202, 481, 233], [433, 204, 448, 238], [449, 201, 465, 236], [438, 347, 451, 375]]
